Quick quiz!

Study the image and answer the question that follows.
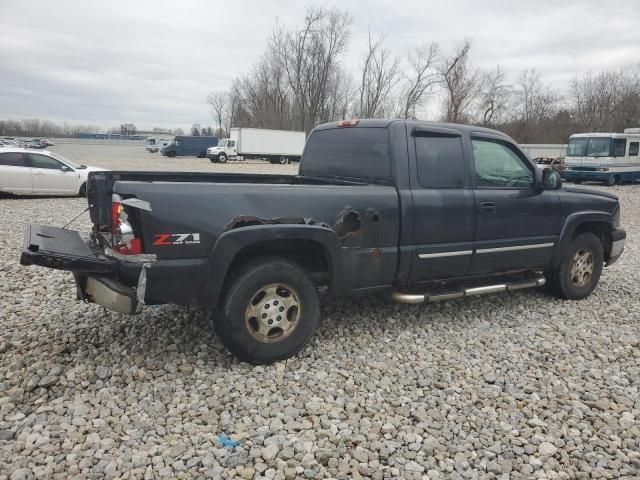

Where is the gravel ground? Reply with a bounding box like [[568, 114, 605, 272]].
[[1, 148, 639, 479]]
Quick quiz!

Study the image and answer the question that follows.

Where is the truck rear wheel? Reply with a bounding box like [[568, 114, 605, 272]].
[[545, 232, 603, 300], [216, 257, 320, 363], [279, 156, 289, 165]]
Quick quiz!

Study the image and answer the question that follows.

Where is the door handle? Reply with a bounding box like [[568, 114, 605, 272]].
[[478, 201, 496, 213]]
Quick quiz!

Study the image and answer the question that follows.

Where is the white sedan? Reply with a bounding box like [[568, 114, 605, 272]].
[[0, 148, 106, 196]]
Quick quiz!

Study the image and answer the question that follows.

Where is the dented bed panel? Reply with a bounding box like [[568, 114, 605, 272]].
[[112, 181, 400, 258]]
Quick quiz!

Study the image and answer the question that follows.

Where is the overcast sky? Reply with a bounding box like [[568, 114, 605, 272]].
[[1, 0, 638, 131]]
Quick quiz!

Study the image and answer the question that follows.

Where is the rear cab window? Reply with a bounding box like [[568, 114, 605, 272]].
[[415, 135, 466, 188], [301, 127, 391, 183]]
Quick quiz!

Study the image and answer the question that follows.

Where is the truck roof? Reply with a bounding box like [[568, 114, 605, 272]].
[[313, 119, 514, 140]]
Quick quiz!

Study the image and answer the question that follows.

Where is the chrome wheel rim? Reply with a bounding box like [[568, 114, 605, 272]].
[[245, 283, 301, 343], [570, 248, 594, 287]]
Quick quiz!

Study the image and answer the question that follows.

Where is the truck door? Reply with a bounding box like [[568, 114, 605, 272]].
[[468, 135, 561, 274], [408, 128, 475, 283], [227, 140, 237, 157]]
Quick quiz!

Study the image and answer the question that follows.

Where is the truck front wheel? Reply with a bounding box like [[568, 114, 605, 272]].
[[218, 153, 228, 163], [216, 257, 320, 363], [545, 232, 604, 300]]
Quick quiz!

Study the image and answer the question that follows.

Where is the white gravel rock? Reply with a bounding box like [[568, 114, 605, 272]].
[[1, 152, 639, 478]]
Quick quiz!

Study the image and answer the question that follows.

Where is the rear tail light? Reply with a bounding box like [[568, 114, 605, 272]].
[[111, 195, 142, 255]]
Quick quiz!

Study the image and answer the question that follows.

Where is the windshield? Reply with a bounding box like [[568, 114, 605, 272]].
[[49, 151, 85, 169], [218, 139, 227, 147], [567, 137, 612, 157]]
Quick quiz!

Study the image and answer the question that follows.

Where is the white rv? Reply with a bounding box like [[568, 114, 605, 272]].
[[563, 129, 640, 185]]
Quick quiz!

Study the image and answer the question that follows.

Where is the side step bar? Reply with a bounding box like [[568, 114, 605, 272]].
[[392, 276, 546, 304]]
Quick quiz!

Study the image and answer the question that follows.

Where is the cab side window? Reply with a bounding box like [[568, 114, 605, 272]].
[[0, 152, 26, 167], [472, 139, 534, 188], [28, 153, 64, 169], [629, 142, 639, 157], [415, 135, 466, 188]]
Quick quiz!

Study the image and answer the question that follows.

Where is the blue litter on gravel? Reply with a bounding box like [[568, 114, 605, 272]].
[[217, 434, 240, 448]]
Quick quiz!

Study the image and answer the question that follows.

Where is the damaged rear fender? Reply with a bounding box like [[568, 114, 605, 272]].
[[205, 224, 343, 307]]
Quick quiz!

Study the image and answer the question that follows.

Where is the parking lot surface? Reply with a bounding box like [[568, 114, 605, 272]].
[[1, 147, 639, 479]]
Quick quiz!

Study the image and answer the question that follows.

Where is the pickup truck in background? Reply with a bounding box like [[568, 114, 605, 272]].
[[207, 128, 305, 164], [21, 119, 626, 363]]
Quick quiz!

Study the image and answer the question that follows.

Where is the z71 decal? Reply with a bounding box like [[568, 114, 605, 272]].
[[153, 233, 201, 246]]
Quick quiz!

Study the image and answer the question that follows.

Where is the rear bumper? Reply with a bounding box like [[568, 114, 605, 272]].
[[21, 224, 142, 314], [21, 224, 210, 312], [607, 228, 626, 266]]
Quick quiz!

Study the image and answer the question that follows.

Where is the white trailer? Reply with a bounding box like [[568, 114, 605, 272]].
[[207, 128, 306, 164], [519, 144, 567, 159]]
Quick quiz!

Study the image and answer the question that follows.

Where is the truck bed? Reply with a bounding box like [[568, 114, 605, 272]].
[[87, 171, 361, 231]]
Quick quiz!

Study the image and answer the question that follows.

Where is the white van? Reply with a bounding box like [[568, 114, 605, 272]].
[[563, 129, 640, 185], [145, 137, 171, 153]]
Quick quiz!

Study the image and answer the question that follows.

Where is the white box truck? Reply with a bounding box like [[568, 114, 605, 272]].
[[206, 128, 305, 164]]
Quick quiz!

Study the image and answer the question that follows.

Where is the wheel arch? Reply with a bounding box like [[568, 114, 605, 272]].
[[205, 224, 342, 308], [552, 212, 614, 268]]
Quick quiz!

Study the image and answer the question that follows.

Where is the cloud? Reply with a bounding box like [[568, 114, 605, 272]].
[[0, 0, 638, 130]]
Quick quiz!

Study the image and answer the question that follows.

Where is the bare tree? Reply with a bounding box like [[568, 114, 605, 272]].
[[613, 65, 640, 131], [272, 6, 352, 132], [570, 71, 618, 131], [475, 66, 510, 126], [440, 40, 482, 123], [206, 91, 228, 137], [510, 69, 559, 142], [191, 124, 201, 136], [397, 43, 439, 119], [357, 31, 400, 118]]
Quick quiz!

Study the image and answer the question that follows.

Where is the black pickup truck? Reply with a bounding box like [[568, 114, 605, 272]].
[[21, 120, 626, 363]]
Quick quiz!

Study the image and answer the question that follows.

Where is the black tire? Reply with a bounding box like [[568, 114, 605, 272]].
[[605, 175, 615, 186], [78, 183, 87, 197], [545, 232, 604, 300], [279, 156, 289, 165], [209, 157, 218, 163], [167, 151, 176, 158], [216, 257, 320, 363], [197, 151, 206, 158], [218, 153, 228, 163], [614, 175, 621, 185]]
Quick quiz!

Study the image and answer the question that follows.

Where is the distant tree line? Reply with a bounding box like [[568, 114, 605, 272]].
[[207, 6, 640, 143], [0, 119, 192, 138]]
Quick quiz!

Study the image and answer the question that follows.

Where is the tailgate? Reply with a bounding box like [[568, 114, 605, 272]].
[[20, 224, 113, 273]]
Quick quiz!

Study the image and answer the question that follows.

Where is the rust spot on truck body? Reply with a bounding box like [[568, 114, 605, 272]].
[[334, 209, 362, 240]]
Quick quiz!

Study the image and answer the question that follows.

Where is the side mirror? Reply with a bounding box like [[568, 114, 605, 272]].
[[61, 165, 70, 172], [541, 168, 562, 190]]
